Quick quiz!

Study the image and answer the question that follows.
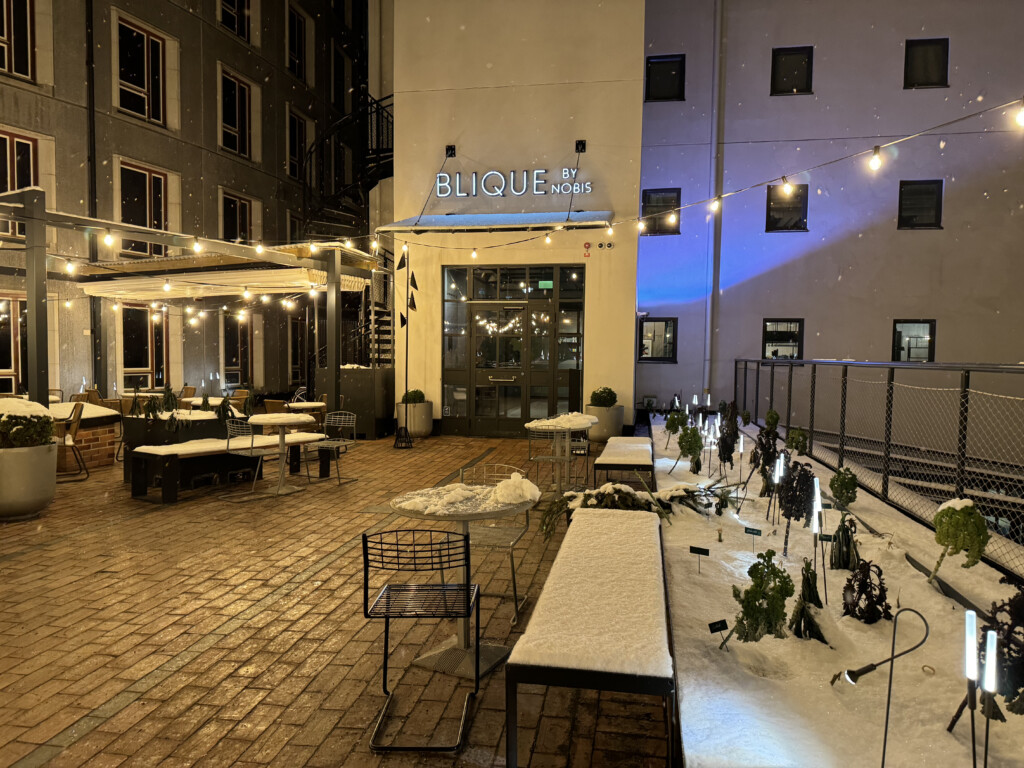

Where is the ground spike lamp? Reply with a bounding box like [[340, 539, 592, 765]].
[[394, 246, 415, 449]]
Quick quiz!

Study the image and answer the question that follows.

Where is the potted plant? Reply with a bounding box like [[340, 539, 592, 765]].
[[397, 389, 433, 438], [0, 398, 57, 521], [584, 386, 623, 442]]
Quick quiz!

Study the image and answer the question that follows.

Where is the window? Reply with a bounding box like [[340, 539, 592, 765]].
[[0, 296, 19, 393], [332, 44, 349, 112], [641, 188, 681, 235], [117, 20, 165, 124], [223, 313, 251, 387], [898, 180, 943, 229], [122, 305, 167, 390], [763, 319, 803, 360], [645, 55, 685, 102], [638, 318, 677, 363], [220, 70, 251, 157], [221, 191, 251, 243], [904, 38, 948, 88], [0, 129, 36, 237], [119, 163, 167, 257], [771, 46, 813, 95], [287, 110, 308, 179], [330, 136, 349, 194], [0, 0, 33, 80], [286, 5, 307, 81], [288, 315, 305, 385], [893, 320, 935, 363], [220, 0, 250, 42], [766, 184, 809, 232], [287, 211, 302, 242]]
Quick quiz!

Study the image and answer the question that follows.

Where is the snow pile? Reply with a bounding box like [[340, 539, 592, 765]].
[[394, 480, 539, 518], [491, 472, 541, 504], [595, 438, 653, 466], [248, 413, 315, 426], [0, 398, 50, 418], [525, 411, 598, 430], [937, 497, 977, 512], [340, 364, 369, 369]]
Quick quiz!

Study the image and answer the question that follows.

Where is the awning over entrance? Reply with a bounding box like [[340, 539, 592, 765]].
[[376, 210, 614, 234]]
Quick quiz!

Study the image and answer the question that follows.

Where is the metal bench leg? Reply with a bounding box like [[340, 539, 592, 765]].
[[508, 548, 528, 627]]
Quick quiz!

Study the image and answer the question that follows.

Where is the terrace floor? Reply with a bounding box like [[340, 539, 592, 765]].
[[0, 436, 670, 768]]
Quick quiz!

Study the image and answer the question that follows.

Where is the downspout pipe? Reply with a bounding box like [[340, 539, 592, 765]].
[[703, 0, 727, 398]]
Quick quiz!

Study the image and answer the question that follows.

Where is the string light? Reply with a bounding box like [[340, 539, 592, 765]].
[[242, 286, 251, 299], [544, 235, 551, 244], [221, 305, 228, 311], [188, 317, 199, 327], [637, 220, 645, 231], [606, 226, 614, 236], [401, 243, 408, 251], [103, 230, 115, 247], [781, 177, 794, 196], [344, 239, 353, 248], [198, 310, 207, 318], [1017, 98, 1024, 127], [869, 146, 882, 171], [260, 294, 270, 303], [255, 243, 264, 254], [471, 249, 478, 258], [667, 212, 677, 225], [371, 239, 378, 250], [192, 238, 202, 253], [710, 197, 721, 212], [151, 312, 162, 323], [185, 305, 193, 315], [64, 300, 72, 308], [150, 301, 158, 309], [112, 303, 120, 312], [64, 260, 76, 275], [309, 243, 319, 254], [163, 279, 171, 292], [309, 285, 318, 297]]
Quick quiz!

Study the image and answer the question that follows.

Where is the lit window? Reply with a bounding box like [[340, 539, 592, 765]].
[[898, 180, 943, 229], [0, 129, 36, 238], [893, 320, 935, 363], [221, 191, 252, 243], [640, 188, 681, 235], [119, 163, 167, 257], [762, 319, 803, 360], [0, 0, 33, 81], [904, 38, 949, 89], [117, 20, 165, 124], [645, 55, 685, 102], [286, 5, 307, 82], [638, 318, 677, 363], [223, 313, 252, 387], [122, 305, 168, 390], [287, 110, 308, 179], [220, 0, 251, 42], [221, 70, 251, 157], [766, 184, 809, 232], [771, 46, 813, 95]]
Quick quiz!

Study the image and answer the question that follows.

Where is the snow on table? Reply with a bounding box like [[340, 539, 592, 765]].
[[393, 475, 540, 518], [48, 403, 118, 420], [508, 508, 672, 679], [595, 437, 653, 467], [134, 432, 326, 456], [285, 402, 326, 410], [182, 397, 228, 406], [248, 413, 315, 426], [524, 412, 598, 430], [0, 398, 51, 418]]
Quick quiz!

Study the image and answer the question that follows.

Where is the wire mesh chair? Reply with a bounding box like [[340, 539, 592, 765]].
[[304, 410, 358, 485], [290, 386, 308, 402], [56, 401, 88, 482], [459, 463, 532, 625], [225, 418, 292, 493], [362, 529, 479, 752], [569, 429, 592, 489]]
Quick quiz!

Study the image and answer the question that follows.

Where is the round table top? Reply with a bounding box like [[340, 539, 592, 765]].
[[249, 413, 315, 427], [286, 402, 327, 410], [390, 485, 536, 523]]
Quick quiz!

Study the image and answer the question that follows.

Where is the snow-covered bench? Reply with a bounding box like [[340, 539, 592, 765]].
[[130, 432, 328, 503], [505, 508, 681, 767], [594, 436, 656, 489]]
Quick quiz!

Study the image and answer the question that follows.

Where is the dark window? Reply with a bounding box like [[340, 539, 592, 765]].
[[763, 319, 803, 360], [904, 38, 948, 88], [287, 111, 306, 179], [287, 211, 302, 242], [0, 129, 36, 237], [898, 180, 943, 229], [766, 184, 809, 232], [893, 320, 935, 363], [331, 136, 348, 193], [117, 20, 164, 124], [286, 5, 306, 81], [219, 0, 250, 42], [119, 163, 167, 257], [121, 305, 166, 390], [641, 188, 681, 235], [0, 0, 33, 80], [0, 298, 17, 389], [638, 318, 677, 363], [223, 313, 251, 387], [289, 315, 305, 384], [221, 192, 251, 243], [221, 70, 250, 157], [771, 46, 813, 95], [645, 54, 685, 102], [332, 44, 348, 111]]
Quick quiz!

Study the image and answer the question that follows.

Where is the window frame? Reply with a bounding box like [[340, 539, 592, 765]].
[[222, 312, 253, 388], [904, 38, 949, 89], [287, 109, 309, 180], [770, 45, 814, 96], [897, 179, 943, 230], [116, 18, 166, 126], [640, 188, 681, 236], [892, 319, 936, 363], [0, 128, 38, 238], [0, 0, 35, 82], [220, 68, 252, 158], [219, 0, 251, 43], [637, 317, 678, 364], [121, 303, 169, 391], [118, 161, 169, 258], [765, 183, 809, 232], [286, 4, 308, 83], [644, 54, 685, 102], [0, 295, 21, 394], [220, 189, 252, 243], [762, 318, 804, 361]]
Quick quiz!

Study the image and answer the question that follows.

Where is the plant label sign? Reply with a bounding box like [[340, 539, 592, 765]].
[[708, 619, 728, 634], [690, 545, 710, 574], [819, 533, 834, 543], [822, 502, 833, 509], [745, 526, 762, 553]]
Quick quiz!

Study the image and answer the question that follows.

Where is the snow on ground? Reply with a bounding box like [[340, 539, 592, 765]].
[[649, 416, 1024, 768]]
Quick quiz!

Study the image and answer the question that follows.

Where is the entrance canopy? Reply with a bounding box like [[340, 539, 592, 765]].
[[376, 210, 614, 234]]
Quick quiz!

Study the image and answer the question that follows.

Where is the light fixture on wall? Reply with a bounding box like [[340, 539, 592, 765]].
[[869, 146, 883, 171], [781, 177, 794, 196]]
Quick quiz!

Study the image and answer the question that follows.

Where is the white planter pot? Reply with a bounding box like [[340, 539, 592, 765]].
[[397, 402, 434, 438], [585, 404, 624, 443], [0, 444, 57, 521]]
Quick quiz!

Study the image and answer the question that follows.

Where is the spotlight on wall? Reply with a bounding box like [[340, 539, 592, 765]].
[[869, 146, 883, 171]]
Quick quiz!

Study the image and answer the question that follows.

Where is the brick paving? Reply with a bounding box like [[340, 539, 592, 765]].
[[0, 436, 670, 767]]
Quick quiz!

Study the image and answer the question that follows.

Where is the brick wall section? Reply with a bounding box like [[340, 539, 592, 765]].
[[57, 425, 118, 471]]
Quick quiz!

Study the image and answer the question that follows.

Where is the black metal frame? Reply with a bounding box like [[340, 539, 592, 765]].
[[770, 45, 814, 95], [903, 38, 949, 89], [637, 316, 678, 363], [897, 179, 944, 230], [361, 530, 480, 753], [891, 318, 936, 363], [644, 54, 685, 102]]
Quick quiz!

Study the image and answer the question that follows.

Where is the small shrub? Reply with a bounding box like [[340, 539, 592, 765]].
[[718, 401, 739, 469], [128, 388, 143, 417], [741, 409, 751, 426], [589, 387, 618, 408], [0, 400, 54, 448], [200, 393, 211, 411], [664, 411, 683, 449], [142, 397, 161, 420], [243, 392, 255, 418], [765, 409, 780, 431], [750, 417, 781, 497], [401, 389, 426, 404], [981, 579, 1024, 716], [929, 499, 990, 584], [842, 560, 892, 624], [830, 468, 858, 510], [717, 399, 729, 419], [785, 427, 808, 456], [160, 386, 177, 412], [215, 397, 233, 424], [732, 549, 795, 642], [677, 425, 704, 474]]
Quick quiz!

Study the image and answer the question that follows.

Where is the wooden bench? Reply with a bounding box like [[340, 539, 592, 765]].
[[505, 508, 681, 767], [130, 433, 329, 503], [594, 436, 656, 489]]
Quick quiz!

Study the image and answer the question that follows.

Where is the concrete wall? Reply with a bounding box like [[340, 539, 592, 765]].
[[391, 0, 645, 422]]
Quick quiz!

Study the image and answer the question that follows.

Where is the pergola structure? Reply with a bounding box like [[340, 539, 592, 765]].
[[0, 187, 385, 410]]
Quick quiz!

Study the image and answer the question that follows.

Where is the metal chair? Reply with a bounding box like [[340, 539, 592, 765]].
[[304, 410, 357, 485], [362, 529, 479, 753], [48, 388, 63, 403], [569, 429, 591, 489], [225, 418, 291, 494], [459, 463, 532, 625], [56, 401, 89, 482], [178, 385, 196, 400], [290, 386, 307, 403]]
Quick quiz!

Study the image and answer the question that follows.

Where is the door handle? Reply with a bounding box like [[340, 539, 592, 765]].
[[488, 376, 516, 383]]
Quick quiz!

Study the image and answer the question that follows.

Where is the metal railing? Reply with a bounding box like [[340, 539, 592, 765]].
[[734, 358, 1024, 580]]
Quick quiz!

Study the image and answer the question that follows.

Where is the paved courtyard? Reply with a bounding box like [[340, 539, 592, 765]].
[[0, 436, 671, 768]]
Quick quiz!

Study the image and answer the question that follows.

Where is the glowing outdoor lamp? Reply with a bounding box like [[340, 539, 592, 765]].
[[966, 611, 979, 682], [693, 395, 698, 406], [982, 629, 998, 766]]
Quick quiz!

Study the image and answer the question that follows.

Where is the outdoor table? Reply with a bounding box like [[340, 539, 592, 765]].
[[389, 486, 537, 678], [16, 394, 64, 404], [285, 402, 326, 411], [248, 413, 316, 496], [525, 413, 598, 494], [182, 396, 227, 407]]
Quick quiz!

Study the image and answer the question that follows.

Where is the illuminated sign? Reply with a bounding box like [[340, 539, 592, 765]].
[[435, 168, 593, 198]]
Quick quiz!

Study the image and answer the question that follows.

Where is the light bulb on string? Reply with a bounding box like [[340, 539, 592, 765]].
[[344, 239, 353, 248], [188, 317, 198, 327], [1016, 98, 1024, 127], [544, 235, 551, 244], [710, 197, 721, 213], [198, 310, 206, 318], [471, 249, 478, 258], [192, 238, 202, 253], [260, 295, 270, 304], [255, 243, 264, 254], [112, 303, 120, 312], [782, 177, 793, 196], [163, 279, 171, 292], [185, 305, 193, 315], [64, 300, 72, 309], [606, 226, 614, 236], [65, 260, 76, 275], [309, 285, 318, 297], [309, 242, 319, 254], [869, 146, 882, 171], [150, 301, 158, 309], [637, 220, 646, 231], [667, 212, 677, 225], [401, 243, 408, 252], [103, 230, 115, 247], [221, 305, 228, 311], [370, 239, 378, 250], [242, 286, 251, 299]]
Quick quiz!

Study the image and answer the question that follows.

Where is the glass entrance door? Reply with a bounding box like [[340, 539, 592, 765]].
[[472, 305, 524, 436]]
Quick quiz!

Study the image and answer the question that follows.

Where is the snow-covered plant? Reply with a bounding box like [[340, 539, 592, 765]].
[[664, 411, 683, 450], [749, 410, 781, 497], [789, 559, 827, 643], [785, 427, 808, 456], [731, 549, 794, 642], [0, 398, 54, 448], [778, 458, 815, 557], [718, 401, 739, 469], [981, 578, 1024, 715], [200, 392, 211, 411], [928, 498, 990, 585], [215, 396, 233, 425], [128, 388, 143, 417], [829, 510, 860, 570], [142, 396, 161, 420], [829, 468, 858, 510], [675, 425, 703, 474], [160, 386, 177, 412], [842, 560, 892, 624]]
